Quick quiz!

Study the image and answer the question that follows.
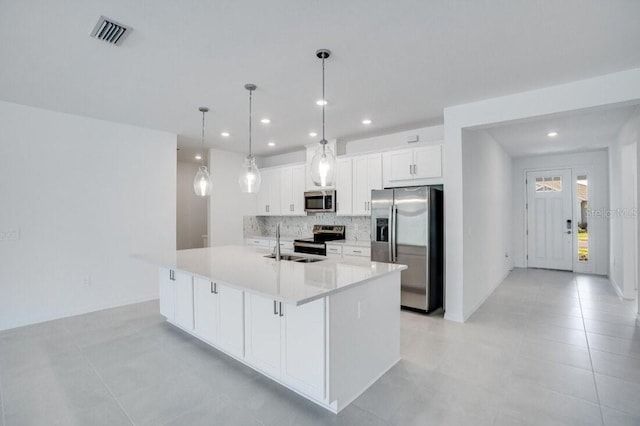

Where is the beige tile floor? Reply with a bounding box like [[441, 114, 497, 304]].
[[1, 268, 639, 425]]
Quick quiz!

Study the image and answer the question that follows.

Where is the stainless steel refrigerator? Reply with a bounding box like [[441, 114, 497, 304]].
[[371, 186, 444, 312]]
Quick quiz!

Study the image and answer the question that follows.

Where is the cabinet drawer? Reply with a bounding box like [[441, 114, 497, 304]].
[[269, 240, 294, 252], [343, 246, 370, 258], [246, 238, 270, 248], [326, 245, 342, 255]]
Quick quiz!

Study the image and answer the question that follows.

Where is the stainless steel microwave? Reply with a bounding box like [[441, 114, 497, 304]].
[[304, 190, 336, 213]]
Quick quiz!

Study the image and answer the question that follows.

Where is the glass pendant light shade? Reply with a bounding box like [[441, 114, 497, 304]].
[[194, 165, 212, 196], [312, 49, 336, 187], [194, 107, 212, 197], [239, 84, 261, 193], [239, 156, 261, 193], [310, 142, 336, 187]]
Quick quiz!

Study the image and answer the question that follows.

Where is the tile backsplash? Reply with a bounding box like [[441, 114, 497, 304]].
[[244, 214, 371, 241]]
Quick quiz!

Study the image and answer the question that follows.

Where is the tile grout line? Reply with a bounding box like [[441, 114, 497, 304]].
[[63, 320, 138, 426], [573, 275, 605, 425]]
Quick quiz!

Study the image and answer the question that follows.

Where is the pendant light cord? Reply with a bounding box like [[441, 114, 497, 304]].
[[248, 88, 253, 158], [201, 110, 206, 167], [321, 55, 326, 155]]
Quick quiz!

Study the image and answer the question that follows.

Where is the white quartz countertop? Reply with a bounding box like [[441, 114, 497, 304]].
[[136, 245, 405, 306]]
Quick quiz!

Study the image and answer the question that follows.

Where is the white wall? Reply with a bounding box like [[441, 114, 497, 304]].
[[444, 67, 640, 322], [344, 125, 443, 155], [461, 129, 514, 317], [512, 150, 610, 275], [209, 148, 257, 246], [176, 161, 208, 250], [609, 112, 639, 299], [0, 101, 176, 331]]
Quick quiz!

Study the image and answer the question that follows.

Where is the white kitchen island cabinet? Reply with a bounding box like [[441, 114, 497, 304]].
[[139, 246, 405, 413]]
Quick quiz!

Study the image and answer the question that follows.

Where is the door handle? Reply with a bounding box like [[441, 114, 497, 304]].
[[566, 231, 572, 234]]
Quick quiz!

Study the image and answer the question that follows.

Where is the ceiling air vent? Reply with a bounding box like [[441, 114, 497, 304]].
[[90, 16, 131, 45]]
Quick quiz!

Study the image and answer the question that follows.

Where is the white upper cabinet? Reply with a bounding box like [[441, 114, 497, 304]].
[[256, 168, 281, 216], [353, 153, 382, 216], [280, 164, 306, 216], [335, 158, 352, 216], [382, 145, 442, 187]]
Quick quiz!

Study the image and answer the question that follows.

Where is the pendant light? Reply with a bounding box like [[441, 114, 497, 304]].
[[239, 83, 261, 193], [193, 107, 212, 197], [310, 49, 337, 187]]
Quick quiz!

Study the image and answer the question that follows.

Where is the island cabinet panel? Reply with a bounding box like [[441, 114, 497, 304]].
[[159, 268, 175, 321], [244, 294, 282, 378], [217, 284, 244, 358], [174, 271, 194, 331], [281, 298, 326, 401], [244, 294, 326, 401], [194, 277, 219, 344]]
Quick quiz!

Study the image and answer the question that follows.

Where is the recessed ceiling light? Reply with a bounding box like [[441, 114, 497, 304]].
[[362, 119, 372, 125], [194, 154, 202, 160], [547, 131, 558, 137], [267, 141, 276, 147], [221, 132, 230, 137], [261, 118, 271, 124], [309, 132, 318, 137], [316, 99, 328, 106]]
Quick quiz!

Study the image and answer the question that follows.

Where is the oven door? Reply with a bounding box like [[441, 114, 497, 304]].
[[294, 241, 326, 256]]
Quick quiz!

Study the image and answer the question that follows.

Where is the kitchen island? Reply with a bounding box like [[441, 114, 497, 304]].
[[138, 245, 406, 413]]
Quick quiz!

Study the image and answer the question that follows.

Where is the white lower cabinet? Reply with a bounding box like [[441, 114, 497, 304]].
[[194, 278, 219, 343], [281, 298, 326, 400], [174, 271, 194, 331], [159, 268, 175, 321], [244, 293, 326, 400], [194, 277, 245, 358], [216, 284, 245, 358]]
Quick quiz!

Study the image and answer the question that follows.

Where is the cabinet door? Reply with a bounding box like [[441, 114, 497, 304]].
[[281, 298, 326, 400], [159, 268, 175, 321], [291, 165, 307, 215], [267, 169, 281, 215], [384, 149, 413, 183], [194, 277, 218, 344], [352, 156, 369, 215], [244, 293, 282, 377], [280, 167, 294, 215], [336, 158, 352, 216], [256, 171, 271, 215], [367, 153, 383, 192], [174, 271, 194, 330], [217, 284, 245, 358], [413, 145, 442, 179]]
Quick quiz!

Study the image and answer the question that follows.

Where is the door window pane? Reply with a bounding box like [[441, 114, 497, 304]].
[[577, 175, 589, 262], [535, 176, 563, 192]]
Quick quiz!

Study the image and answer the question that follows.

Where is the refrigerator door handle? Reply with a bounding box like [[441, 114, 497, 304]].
[[388, 205, 394, 261], [391, 205, 397, 262]]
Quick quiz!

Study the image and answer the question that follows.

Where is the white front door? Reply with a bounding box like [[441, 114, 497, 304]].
[[527, 169, 573, 271]]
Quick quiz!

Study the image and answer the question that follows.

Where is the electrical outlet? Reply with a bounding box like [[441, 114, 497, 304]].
[[0, 228, 20, 241]]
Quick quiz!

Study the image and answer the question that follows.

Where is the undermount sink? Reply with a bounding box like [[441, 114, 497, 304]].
[[264, 254, 325, 263]]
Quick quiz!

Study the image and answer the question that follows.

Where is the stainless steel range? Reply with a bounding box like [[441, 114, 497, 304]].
[[293, 225, 345, 256]]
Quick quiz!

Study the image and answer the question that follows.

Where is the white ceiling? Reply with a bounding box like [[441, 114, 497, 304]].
[[485, 103, 639, 157], [1, 1, 640, 159]]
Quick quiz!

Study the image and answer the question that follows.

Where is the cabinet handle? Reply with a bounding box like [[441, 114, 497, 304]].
[[274, 300, 278, 315], [353, 250, 362, 253], [279, 302, 284, 317], [409, 164, 412, 175], [169, 270, 175, 281], [211, 282, 218, 294]]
